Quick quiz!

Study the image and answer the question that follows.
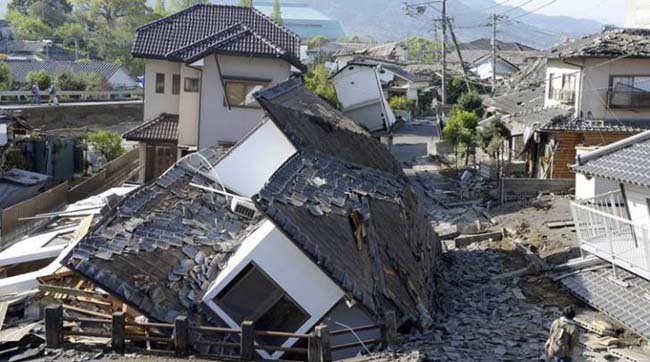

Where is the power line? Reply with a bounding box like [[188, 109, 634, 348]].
[[479, 0, 513, 12], [497, 0, 536, 15], [509, 0, 560, 21]]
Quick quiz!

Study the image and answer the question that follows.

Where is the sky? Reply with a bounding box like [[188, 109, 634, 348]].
[[496, 0, 626, 25]]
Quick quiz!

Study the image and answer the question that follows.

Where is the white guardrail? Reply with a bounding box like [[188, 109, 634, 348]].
[[0, 89, 143, 102]]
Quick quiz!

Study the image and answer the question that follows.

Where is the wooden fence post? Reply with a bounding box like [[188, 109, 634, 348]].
[[315, 324, 331, 362], [45, 304, 63, 348], [240, 321, 255, 361], [308, 332, 320, 362], [111, 312, 125, 354], [174, 316, 188, 357], [383, 311, 398, 346]]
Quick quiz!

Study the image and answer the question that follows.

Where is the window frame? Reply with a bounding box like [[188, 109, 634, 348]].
[[172, 74, 181, 95], [155, 73, 165, 94], [184, 77, 200, 93], [223, 78, 271, 109], [610, 74, 650, 92]]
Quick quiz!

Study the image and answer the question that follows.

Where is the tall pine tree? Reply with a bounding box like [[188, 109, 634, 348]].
[[270, 0, 282, 25], [238, 0, 253, 6]]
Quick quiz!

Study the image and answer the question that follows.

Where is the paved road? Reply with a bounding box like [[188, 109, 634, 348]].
[[389, 119, 440, 164], [0, 100, 142, 110]]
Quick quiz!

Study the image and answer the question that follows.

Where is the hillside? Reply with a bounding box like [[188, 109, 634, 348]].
[[0, 0, 604, 49]]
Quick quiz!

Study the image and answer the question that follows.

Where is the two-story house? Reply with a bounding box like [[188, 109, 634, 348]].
[[126, 4, 305, 182], [526, 28, 650, 179], [567, 129, 650, 340]]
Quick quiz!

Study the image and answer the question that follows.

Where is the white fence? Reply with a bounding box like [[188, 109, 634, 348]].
[[0, 89, 143, 102], [571, 190, 650, 279]]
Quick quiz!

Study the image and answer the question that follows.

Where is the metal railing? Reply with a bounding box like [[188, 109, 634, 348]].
[[0, 89, 143, 103], [608, 90, 650, 108], [571, 190, 650, 279], [550, 89, 576, 105]]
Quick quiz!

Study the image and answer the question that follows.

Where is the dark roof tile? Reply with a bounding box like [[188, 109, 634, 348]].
[[123, 113, 179, 142]]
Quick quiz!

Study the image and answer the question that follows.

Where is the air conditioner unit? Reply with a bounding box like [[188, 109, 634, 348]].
[[230, 198, 259, 219]]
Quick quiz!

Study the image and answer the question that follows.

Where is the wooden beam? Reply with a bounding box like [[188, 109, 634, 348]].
[[174, 316, 188, 358], [240, 321, 255, 361], [112, 312, 125, 354], [45, 304, 63, 348], [39, 285, 108, 299], [62, 304, 112, 319]]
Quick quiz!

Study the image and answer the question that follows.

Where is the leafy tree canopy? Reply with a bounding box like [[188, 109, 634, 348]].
[[305, 64, 340, 109], [307, 35, 329, 49], [26, 70, 52, 89], [87, 130, 125, 162], [168, 0, 209, 12], [0, 63, 16, 91], [238, 0, 253, 6], [454, 90, 485, 118]]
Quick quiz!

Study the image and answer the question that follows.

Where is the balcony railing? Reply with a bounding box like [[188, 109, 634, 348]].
[[550, 89, 576, 105], [608, 90, 650, 108], [571, 190, 650, 279]]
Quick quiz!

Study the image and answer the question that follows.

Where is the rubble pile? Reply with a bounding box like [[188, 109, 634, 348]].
[[370, 240, 570, 361]]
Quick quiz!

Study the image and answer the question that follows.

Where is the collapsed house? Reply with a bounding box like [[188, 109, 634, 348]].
[[564, 129, 650, 340], [62, 78, 442, 359]]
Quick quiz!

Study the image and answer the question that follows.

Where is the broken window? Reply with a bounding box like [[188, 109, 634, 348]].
[[215, 263, 309, 345], [224, 80, 268, 108], [549, 73, 575, 105]]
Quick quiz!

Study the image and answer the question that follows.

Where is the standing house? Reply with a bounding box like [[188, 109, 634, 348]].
[[129, 4, 305, 182], [468, 54, 520, 81], [63, 79, 441, 360], [5, 60, 138, 89], [331, 60, 400, 132], [523, 28, 650, 180]]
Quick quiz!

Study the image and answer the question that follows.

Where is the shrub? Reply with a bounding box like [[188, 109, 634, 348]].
[[87, 131, 124, 162], [0, 62, 16, 90], [389, 96, 416, 112], [79, 72, 110, 91], [55, 70, 85, 91], [455, 91, 485, 118], [26, 70, 51, 89]]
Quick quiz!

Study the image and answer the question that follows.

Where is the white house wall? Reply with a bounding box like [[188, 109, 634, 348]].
[[209, 120, 297, 198], [544, 59, 582, 112], [178, 64, 202, 148], [624, 184, 650, 225], [333, 65, 395, 131], [108, 69, 138, 89], [471, 60, 518, 80], [580, 57, 650, 120], [202, 220, 345, 360], [144, 59, 181, 121], [575, 173, 618, 200], [198, 55, 292, 148]]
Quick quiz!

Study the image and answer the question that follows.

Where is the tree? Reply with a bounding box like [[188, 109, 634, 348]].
[[307, 35, 329, 49], [406, 36, 440, 63], [270, 0, 282, 25], [55, 23, 87, 48], [153, 0, 167, 16], [26, 70, 51, 89], [87, 131, 124, 162], [79, 72, 110, 91], [69, 0, 148, 29], [8, 0, 72, 14], [238, 0, 253, 6], [6, 10, 52, 40], [305, 64, 340, 109], [168, 0, 209, 12], [55, 70, 86, 90], [0, 63, 16, 91], [389, 96, 415, 112], [443, 110, 479, 169], [479, 119, 511, 188], [455, 91, 485, 118]]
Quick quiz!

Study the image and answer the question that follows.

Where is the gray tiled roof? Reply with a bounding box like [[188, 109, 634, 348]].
[[483, 87, 545, 115], [254, 79, 441, 325], [132, 4, 304, 70], [123, 113, 179, 143], [540, 118, 650, 133], [458, 39, 538, 52], [5, 60, 132, 84], [62, 146, 263, 324], [572, 130, 650, 187], [549, 27, 650, 59]]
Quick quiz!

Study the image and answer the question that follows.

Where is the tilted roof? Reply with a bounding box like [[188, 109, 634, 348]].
[[573, 130, 650, 187], [458, 39, 538, 52], [483, 87, 545, 115], [62, 146, 264, 323], [132, 4, 305, 71], [123, 113, 179, 143], [254, 79, 441, 325], [5, 60, 133, 84], [549, 27, 650, 59], [540, 118, 650, 133]]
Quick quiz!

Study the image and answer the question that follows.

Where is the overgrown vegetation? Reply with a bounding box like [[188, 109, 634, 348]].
[[26, 70, 51, 89], [389, 96, 415, 112], [304, 64, 340, 109], [270, 0, 283, 25], [87, 130, 124, 162], [406, 36, 440, 63]]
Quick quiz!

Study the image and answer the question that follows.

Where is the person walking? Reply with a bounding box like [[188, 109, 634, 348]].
[[545, 306, 579, 362], [48, 83, 59, 106], [31, 82, 40, 105]]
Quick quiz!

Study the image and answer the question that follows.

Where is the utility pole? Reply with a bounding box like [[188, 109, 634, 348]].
[[440, 0, 447, 105], [447, 21, 472, 93], [491, 13, 497, 96]]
